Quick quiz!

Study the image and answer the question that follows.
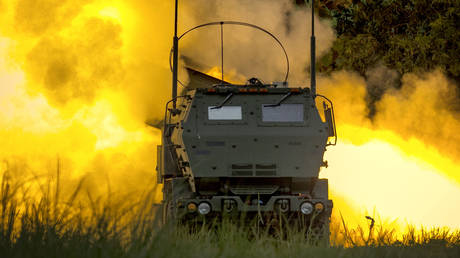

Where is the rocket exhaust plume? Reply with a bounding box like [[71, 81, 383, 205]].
[[0, 0, 458, 234]]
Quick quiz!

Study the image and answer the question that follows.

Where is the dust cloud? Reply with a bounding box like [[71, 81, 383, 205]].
[[0, 0, 173, 201], [180, 0, 334, 84]]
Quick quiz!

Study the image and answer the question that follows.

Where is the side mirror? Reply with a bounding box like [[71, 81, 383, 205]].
[[323, 102, 335, 137], [316, 95, 337, 146], [322, 100, 337, 146]]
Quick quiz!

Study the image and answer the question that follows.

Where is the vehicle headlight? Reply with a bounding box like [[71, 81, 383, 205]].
[[198, 202, 211, 215], [300, 202, 313, 215]]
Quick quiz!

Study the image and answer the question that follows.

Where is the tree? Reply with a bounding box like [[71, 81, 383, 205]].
[[318, 0, 460, 84]]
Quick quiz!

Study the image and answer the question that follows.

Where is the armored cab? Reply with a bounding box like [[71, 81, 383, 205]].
[[158, 80, 336, 232], [157, 0, 336, 236]]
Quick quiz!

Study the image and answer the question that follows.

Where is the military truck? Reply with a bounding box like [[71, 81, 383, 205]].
[[157, 0, 336, 236]]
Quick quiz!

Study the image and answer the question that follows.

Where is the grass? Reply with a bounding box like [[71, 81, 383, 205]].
[[0, 165, 459, 258]]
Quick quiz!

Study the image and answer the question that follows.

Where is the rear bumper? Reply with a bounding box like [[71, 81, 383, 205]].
[[176, 195, 332, 214]]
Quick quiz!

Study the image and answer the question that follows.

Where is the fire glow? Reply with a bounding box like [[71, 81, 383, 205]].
[[325, 126, 460, 230], [0, 0, 459, 234]]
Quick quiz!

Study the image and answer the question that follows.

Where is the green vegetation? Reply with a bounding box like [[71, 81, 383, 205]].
[[1, 168, 459, 258], [300, 0, 460, 117], [317, 0, 459, 83]]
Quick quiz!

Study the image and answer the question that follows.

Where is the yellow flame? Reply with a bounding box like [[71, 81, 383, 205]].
[[206, 66, 246, 84], [318, 70, 460, 231], [98, 6, 122, 21], [206, 66, 223, 79], [324, 125, 460, 230], [0, 0, 458, 236], [0, 1, 166, 201]]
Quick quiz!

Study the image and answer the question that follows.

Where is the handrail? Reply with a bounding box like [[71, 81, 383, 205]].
[[163, 95, 189, 136]]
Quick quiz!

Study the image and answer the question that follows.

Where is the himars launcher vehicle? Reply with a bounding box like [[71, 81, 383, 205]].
[[157, 0, 337, 236]]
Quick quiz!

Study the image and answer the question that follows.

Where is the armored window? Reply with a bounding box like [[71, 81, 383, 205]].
[[208, 106, 242, 120], [262, 104, 304, 122]]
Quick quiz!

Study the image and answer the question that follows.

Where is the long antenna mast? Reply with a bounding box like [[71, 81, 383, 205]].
[[310, 0, 316, 96], [171, 0, 179, 109]]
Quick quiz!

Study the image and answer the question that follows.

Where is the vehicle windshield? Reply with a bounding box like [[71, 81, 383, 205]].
[[208, 106, 242, 120], [262, 104, 304, 122]]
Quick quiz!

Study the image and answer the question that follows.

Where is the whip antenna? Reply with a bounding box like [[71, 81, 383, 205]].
[[309, 0, 316, 96], [171, 0, 179, 109]]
